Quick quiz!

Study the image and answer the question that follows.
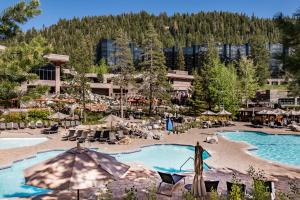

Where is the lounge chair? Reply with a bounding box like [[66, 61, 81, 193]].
[[88, 130, 101, 142], [99, 130, 110, 143], [116, 130, 125, 140], [19, 122, 26, 129], [13, 122, 19, 130], [70, 121, 76, 127], [108, 132, 117, 144], [62, 129, 76, 141], [6, 122, 13, 130], [42, 124, 59, 134], [61, 121, 66, 127], [0, 123, 6, 130], [65, 121, 71, 129], [28, 122, 36, 129], [43, 121, 50, 128], [69, 130, 83, 141], [78, 131, 88, 143], [205, 180, 219, 192], [75, 120, 81, 126], [226, 182, 246, 196], [157, 171, 186, 196], [36, 121, 44, 128]]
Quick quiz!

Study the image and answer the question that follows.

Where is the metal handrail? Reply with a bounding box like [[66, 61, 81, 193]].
[[179, 156, 194, 171]]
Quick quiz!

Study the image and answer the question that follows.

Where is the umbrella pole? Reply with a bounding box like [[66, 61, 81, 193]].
[[77, 189, 79, 200]]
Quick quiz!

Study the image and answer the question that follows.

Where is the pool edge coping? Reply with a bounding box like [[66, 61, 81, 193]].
[[217, 130, 300, 171]]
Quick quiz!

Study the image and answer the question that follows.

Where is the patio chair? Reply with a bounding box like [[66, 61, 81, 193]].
[[6, 122, 13, 130], [75, 120, 81, 126], [0, 123, 6, 130], [62, 129, 76, 141], [43, 121, 50, 128], [65, 121, 71, 129], [36, 121, 44, 128], [226, 182, 246, 196], [61, 121, 66, 127], [205, 180, 219, 192], [157, 171, 186, 196], [13, 122, 19, 130], [88, 130, 102, 142], [108, 132, 117, 144], [70, 121, 76, 127], [19, 122, 26, 129], [78, 131, 88, 143], [28, 121, 36, 129], [42, 124, 59, 134], [116, 130, 125, 140], [69, 130, 83, 141], [99, 130, 110, 143]]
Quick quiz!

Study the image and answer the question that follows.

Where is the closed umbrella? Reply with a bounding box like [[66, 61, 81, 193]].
[[192, 142, 207, 199], [24, 144, 129, 200]]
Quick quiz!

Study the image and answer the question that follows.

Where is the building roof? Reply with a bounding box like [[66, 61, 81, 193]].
[[44, 54, 69, 63], [167, 72, 194, 80]]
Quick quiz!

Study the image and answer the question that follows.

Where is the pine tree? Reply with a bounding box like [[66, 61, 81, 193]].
[[112, 28, 135, 118], [199, 38, 219, 109], [0, 0, 41, 39], [238, 57, 258, 107], [249, 35, 270, 86], [176, 47, 186, 70], [139, 22, 170, 115], [189, 71, 206, 115]]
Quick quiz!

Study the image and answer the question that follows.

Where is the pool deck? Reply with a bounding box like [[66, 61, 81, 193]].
[[0, 122, 299, 199]]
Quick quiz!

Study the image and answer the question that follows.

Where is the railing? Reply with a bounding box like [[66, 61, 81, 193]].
[[179, 156, 194, 171]]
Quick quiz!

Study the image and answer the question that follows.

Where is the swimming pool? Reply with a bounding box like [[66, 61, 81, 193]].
[[220, 131, 300, 168], [0, 144, 210, 198], [0, 138, 48, 150]]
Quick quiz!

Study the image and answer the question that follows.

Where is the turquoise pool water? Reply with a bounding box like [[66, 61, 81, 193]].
[[0, 144, 209, 198], [220, 131, 300, 167], [0, 138, 48, 150]]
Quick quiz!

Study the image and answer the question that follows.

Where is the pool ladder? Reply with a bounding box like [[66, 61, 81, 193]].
[[179, 157, 194, 171]]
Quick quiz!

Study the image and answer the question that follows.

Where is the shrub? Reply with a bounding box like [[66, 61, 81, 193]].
[[247, 166, 269, 200], [182, 190, 194, 200], [2, 112, 26, 122], [28, 109, 49, 121], [123, 186, 138, 200], [229, 174, 244, 200], [147, 185, 157, 200]]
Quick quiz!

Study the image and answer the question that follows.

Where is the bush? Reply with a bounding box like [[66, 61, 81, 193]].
[[182, 190, 194, 200], [28, 109, 49, 121], [123, 186, 138, 200], [2, 112, 26, 122], [247, 166, 269, 200], [229, 174, 244, 200]]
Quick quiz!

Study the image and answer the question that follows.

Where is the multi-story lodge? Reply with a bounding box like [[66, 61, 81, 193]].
[[99, 39, 288, 84]]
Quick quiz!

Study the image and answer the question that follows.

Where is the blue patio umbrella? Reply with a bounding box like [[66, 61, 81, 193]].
[[166, 118, 173, 131]]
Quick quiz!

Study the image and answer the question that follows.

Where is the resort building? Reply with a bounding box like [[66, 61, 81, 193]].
[[98, 39, 288, 81], [255, 89, 300, 108], [22, 54, 194, 98]]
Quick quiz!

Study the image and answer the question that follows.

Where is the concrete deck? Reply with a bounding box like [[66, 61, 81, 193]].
[[0, 122, 299, 199]]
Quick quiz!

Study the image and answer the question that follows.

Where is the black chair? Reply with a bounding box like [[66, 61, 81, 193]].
[[69, 130, 83, 141], [42, 124, 59, 134], [62, 129, 76, 141], [108, 132, 117, 144], [99, 130, 110, 143], [157, 171, 185, 196], [226, 182, 246, 195], [88, 130, 101, 142], [78, 131, 88, 143], [205, 180, 219, 192]]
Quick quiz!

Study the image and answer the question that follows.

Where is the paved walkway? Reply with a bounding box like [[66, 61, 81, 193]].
[[0, 122, 299, 199]]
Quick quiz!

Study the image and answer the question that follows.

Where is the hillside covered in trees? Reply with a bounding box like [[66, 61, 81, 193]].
[[7, 11, 281, 65]]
